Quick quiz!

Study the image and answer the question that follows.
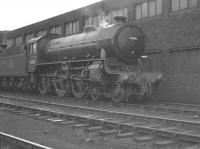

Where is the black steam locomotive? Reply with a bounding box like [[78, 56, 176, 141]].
[[0, 17, 162, 102]]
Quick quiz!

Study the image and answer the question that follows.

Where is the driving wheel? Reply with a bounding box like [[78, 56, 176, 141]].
[[38, 77, 50, 95], [90, 85, 102, 101], [54, 78, 70, 97], [71, 80, 87, 99]]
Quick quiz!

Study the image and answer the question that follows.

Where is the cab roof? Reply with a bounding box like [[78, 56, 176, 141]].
[[27, 35, 45, 44]]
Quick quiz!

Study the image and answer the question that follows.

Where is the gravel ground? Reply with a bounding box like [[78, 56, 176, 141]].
[[0, 110, 142, 149], [0, 91, 199, 149]]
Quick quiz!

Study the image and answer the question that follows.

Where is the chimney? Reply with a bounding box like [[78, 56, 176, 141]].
[[114, 16, 127, 25]]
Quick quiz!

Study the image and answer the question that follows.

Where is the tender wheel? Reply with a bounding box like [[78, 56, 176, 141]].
[[71, 80, 87, 99], [54, 78, 70, 97], [2, 79, 8, 89], [21, 80, 27, 92], [90, 85, 102, 101], [12, 79, 19, 90], [0, 79, 2, 89], [8, 79, 14, 89], [112, 82, 126, 103], [38, 77, 50, 95]]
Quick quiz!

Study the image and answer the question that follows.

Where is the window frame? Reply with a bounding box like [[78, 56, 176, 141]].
[[25, 33, 34, 43], [50, 26, 62, 35], [84, 15, 100, 27], [65, 20, 80, 36], [6, 38, 14, 48], [15, 36, 22, 47], [28, 42, 37, 55], [36, 29, 47, 37], [135, 0, 163, 20], [106, 7, 128, 24], [189, 0, 199, 8], [171, 0, 199, 12]]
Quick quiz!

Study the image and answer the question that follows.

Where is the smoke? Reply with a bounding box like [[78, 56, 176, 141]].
[[98, 12, 114, 28]]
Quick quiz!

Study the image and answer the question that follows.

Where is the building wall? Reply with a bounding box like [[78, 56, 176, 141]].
[[0, 31, 8, 45], [131, 0, 200, 103]]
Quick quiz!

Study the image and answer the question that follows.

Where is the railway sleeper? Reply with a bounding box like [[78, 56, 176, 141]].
[[85, 126, 103, 132], [59, 120, 76, 125], [99, 129, 119, 136], [116, 131, 134, 138], [152, 140, 177, 149], [134, 135, 154, 142], [47, 118, 65, 123], [71, 123, 90, 128], [35, 111, 55, 119]]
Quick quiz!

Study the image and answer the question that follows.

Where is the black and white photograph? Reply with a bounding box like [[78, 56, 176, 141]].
[[0, 0, 200, 148]]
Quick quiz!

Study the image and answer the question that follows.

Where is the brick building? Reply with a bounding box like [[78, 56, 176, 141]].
[[1, 0, 200, 103]]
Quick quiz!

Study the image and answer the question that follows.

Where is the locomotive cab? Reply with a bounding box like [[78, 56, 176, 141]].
[[26, 37, 40, 72]]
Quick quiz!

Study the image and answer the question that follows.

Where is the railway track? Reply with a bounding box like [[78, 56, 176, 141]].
[[0, 132, 52, 149], [1, 92, 200, 117], [0, 94, 200, 148]]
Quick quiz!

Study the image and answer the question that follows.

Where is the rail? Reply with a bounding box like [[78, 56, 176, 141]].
[[0, 132, 53, 149]]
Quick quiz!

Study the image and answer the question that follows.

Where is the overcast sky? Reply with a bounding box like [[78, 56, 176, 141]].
[[0, 0, 102, 31]]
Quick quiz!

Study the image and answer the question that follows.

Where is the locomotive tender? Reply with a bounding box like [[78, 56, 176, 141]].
[[0, 17, 162, 102]]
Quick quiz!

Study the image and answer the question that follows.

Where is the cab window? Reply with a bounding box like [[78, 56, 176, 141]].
[[29, 43, 37, 55]]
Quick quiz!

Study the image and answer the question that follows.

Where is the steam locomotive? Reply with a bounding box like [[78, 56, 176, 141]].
[[0, 17, 162, 102]]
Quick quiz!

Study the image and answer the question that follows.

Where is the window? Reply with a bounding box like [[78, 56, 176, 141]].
[[25, 33, 34, 43], [112, 10, 118, 19], [171, 0, 199, 11], [93, 16, 98, 27], [142, 2, 148, 18], [84, 15, 101, 27], [69, 23, 73, 35], [135, 0, 162, 20], [29, 43, 37, 55], [6, 39, 14, 48], [172, 0, 179, 11], [72, 22, 77, 34], [15, 36, 22, 47], [65, 21, 79, 36], [88, 17, 93, 25], [136, 4, 142, 19], [149, 0, 156, 16], [189, 0, 198, 8], [50, 27, 55, 34], [180, 0, 188, 9], [84, 8, 128, 27], [156, 0, 162, 14], [55, 26, 62, 35], [106, 7, 128, 24], [36, 30, 46, 37], [50, 26, 62, 35]]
